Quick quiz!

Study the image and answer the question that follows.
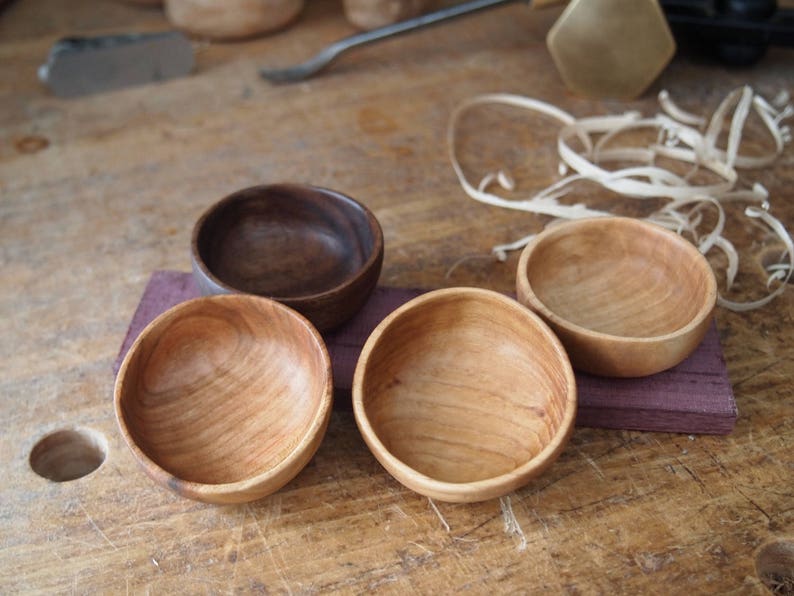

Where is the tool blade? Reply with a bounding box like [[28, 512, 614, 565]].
[[39, 31, 195, 98]]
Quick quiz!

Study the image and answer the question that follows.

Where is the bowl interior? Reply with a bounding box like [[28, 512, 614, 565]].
[[358, 290, 573, 484], [117, 296, 330, 485], [195, 185, 378, 298], [525, 219, 714, 338]]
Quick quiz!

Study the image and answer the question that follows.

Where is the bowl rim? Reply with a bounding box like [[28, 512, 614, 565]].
[[517, 217, 718, 344], [190, 182, 384, 303], [114, 293, 333, 501], [351, 287, 577, 501]]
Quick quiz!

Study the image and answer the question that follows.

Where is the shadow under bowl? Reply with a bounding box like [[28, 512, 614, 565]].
[[191, 183, 384, 332], [352, 288, 577, 503], [516, 217, 717, 378], [114, 294, 333, 504]]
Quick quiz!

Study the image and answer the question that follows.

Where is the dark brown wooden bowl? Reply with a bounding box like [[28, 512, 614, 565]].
[[114, 294, 333, 504], [352, 288, 577, 503], [516, 217, 718, 377], [191, 184, 384, 332]]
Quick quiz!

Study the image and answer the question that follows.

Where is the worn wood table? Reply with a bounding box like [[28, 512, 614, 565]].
[[1, 1, 792, 593]]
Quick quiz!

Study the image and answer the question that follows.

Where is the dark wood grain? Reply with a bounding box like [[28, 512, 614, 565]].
[[191, 183, 384, 331]]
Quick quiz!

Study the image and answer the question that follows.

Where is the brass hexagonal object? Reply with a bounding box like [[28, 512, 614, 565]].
[[546, 0, 676, 99]]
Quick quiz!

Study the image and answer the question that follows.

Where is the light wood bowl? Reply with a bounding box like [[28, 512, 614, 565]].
[[114, 294, 333, 504], [516, 217, 718, 378], [352, 288, 577, 503], [191, 184, 383, 332], [343, 0, 429, 30], [165, 0, 304, 40]]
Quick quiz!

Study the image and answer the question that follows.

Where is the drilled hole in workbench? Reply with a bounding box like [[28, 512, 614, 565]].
[[756, 539, 794, 595], [29, 428, 107, 482]]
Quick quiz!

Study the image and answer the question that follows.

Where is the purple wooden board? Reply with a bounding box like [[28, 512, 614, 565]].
[[114, 271, 738, 435]]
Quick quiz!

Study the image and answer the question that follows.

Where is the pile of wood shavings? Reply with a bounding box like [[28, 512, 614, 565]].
[[447, 87, 794, 312]]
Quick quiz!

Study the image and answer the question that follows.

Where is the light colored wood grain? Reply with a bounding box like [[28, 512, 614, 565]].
[[121, 0, 164, 6], [1, 0, 793, 592], [352, 288, 576, 502], [516, 217, 717, 377], [115, 294, 333, 503], [344, 0, 430, 30], [165, 0, 305, 40]]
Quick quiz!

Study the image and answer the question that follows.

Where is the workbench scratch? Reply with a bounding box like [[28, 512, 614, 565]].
[[228, 509, 244, 592], [427, 499, 450, 533], [673, 459, 710, 496], [531, 508, 549, 536], [734, 486, 773, 522], [2, 1, 793, 591], [246, 504, 293, 594], [574, 445, 606, 481], [77, 500, 118, 551], [732, 356, 790, 389]]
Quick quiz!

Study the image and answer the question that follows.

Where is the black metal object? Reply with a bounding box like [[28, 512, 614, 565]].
[[661, 0, 794, 64]]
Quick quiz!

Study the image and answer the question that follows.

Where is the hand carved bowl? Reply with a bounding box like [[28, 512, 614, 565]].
[[114, 294, 333, 504], [191, 184, 384, 332], [352, 288, 577, 503], [516, 217, 718, 378]]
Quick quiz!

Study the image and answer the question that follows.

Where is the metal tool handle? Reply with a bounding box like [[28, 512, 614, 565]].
[[260, 0, 521, 82]]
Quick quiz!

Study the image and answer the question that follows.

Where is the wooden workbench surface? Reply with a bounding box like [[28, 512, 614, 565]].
[[1, 1, 792, 592]]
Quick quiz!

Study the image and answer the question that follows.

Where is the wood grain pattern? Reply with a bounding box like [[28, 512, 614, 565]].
[[353, 288, 576, 502], [165, 0, 305, 39], [117, 272, 738, 434], [343, 0, 429, 30], [114, 294, 333, 503], [191, 183, 384, 331], [1, 0, 793, 592], [516, 217, 717, 377]]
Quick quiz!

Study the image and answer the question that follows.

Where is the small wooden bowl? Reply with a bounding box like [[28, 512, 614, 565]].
[[352, 288, 577, 503], [165, 0, 304, 40], [516, 217, 718, 378], [114, 294, 333, 504], [343, 0, 429, 30], [191, 184, 383, 332]]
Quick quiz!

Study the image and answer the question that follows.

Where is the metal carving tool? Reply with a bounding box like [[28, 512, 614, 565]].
[[38, 31, 195, 98], [258, 0, 677, 100], [260, 0, 794, 97], [259, 0, 554, 83]]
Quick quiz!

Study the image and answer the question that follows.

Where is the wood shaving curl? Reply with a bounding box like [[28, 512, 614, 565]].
[[448, 87, 793, 311]]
